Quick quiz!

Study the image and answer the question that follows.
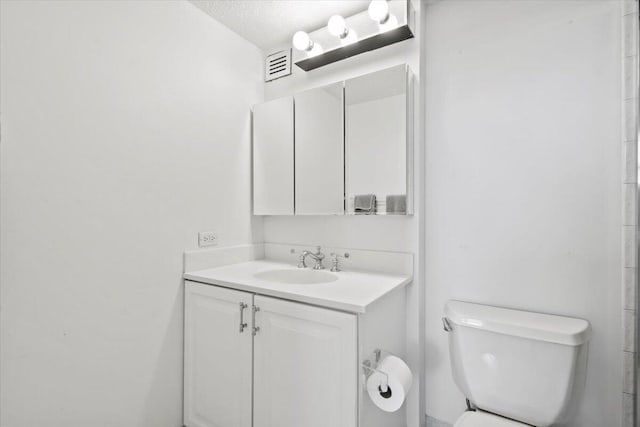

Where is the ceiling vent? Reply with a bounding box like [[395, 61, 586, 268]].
[[265, 49, 292, 82]]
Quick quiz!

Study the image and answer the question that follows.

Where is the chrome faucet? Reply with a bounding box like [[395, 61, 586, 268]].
[[296, 246, 326, 270]]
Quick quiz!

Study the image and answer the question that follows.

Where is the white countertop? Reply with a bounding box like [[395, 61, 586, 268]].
[[183, 260, 412, 313]]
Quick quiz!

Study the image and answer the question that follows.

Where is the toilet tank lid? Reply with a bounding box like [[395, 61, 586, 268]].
[[444, 301, 591, 346]]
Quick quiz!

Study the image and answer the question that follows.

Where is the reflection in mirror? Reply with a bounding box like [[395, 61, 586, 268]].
[[295, 83, 344, 215], [345, 65, 409, 215]]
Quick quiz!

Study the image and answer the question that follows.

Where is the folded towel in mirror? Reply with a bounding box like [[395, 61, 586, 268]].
[[386, 195, 406, 214], [354, 194, 376, 214]]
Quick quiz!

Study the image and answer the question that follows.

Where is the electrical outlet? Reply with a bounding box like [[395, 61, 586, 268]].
[[198, 232, 218, 247]]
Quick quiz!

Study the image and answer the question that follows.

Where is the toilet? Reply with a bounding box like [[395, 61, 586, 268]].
[[443, 301, 592, 427]]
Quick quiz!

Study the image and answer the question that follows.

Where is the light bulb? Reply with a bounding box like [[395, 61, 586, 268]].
[[327, 15, 349, 39], [341, 30, 358, 45], [378, 13, 398, 32], [292, 31, 313, 52], [307, 43, 324, 57], [368, 0, 389, 24]]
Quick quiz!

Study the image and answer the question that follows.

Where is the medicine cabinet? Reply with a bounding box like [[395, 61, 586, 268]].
[[252, 64, 414, 216]]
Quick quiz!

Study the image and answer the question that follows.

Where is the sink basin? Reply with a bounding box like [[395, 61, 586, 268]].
[[253, 269, 338, 285]]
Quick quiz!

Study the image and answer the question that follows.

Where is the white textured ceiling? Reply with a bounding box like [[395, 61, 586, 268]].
[[189, 0, 370, 51]]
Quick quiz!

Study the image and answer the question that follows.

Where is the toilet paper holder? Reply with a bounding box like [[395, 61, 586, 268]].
[[362, 349, 396, 393]]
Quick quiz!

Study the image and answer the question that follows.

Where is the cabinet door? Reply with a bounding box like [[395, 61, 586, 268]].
[[253, 97, 294, 215], [183, 281, 253, 427], [294, 84, 344, 214], [345, 64, 411, 215], [253, 296, 357, 427]]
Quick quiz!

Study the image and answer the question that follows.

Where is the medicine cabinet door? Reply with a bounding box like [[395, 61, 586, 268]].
[[253, 96, 294, 215], [294, 83, 345, 214], [345, 64, 413, 215]]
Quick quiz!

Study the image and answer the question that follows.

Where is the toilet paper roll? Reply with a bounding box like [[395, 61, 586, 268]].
[[366, 355, 413, 412]]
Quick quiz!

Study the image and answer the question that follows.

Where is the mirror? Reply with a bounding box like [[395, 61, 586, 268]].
[[345, 65, 412, 215], [294, 83, 344, 215], [252, 64, 413, 216]]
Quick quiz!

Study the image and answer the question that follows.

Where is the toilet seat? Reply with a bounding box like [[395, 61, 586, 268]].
[[454, 410, 531, 427]]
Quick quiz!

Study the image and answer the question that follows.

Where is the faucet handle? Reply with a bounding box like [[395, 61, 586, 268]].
[[330, 252, 350, 259], [291, 248, 306, 268], [329, 252, 350, 272]]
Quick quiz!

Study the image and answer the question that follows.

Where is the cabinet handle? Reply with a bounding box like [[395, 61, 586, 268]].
[[252, 305, 260, 336], [239, 302, 248, 333]]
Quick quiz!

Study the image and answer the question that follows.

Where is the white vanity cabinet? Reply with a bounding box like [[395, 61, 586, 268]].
[[253, 295, 357, 427], [183, 281, 358, 427], [183, 282, 253, 427]]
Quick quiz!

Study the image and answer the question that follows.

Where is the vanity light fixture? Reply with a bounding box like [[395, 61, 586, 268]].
[[291, 0, 414, 72]]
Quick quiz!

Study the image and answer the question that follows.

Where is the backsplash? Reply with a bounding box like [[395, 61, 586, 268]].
[[183, 242, 413, 277], [264, 242, 413, 276]]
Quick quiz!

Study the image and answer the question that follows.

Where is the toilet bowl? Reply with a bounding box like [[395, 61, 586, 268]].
[[444, 301, 591, 427]]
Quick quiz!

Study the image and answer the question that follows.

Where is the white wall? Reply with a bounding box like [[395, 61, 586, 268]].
[[423, 1, 622, 426], [0, 2, 262, 426]]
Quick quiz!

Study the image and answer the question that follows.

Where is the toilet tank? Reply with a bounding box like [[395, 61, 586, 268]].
[[444, 301, 591, 427]]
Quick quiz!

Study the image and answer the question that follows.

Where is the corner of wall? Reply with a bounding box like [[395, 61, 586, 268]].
[[622, 1, 639, 425]]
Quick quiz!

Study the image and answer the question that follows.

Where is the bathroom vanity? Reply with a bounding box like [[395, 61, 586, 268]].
[[185, 62, 417, 427], [182, 257, 411, 427]]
